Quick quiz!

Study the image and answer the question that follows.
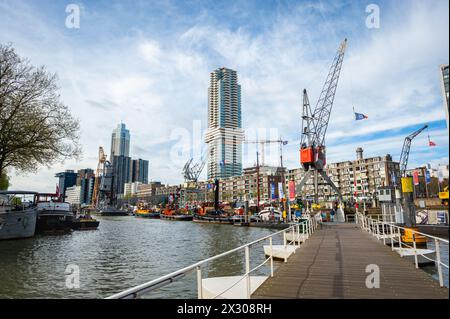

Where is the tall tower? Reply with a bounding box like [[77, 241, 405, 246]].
[[205, 67, 244, 179], [110, 123, 130, 159]]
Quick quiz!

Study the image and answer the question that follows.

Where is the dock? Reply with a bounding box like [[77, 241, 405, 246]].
[[252, 223, 448, 299]]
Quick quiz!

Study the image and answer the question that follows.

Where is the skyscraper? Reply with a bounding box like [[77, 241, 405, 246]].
[[110, 123, 130, 159], [205, 67, 244, 179], [440, 64, 449, 132], [110, 123, 131, 198], [55, 170, 77, 200], [130, 159, 149, 184]]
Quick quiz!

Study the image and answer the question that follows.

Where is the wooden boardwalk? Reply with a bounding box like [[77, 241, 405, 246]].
[[252, 223, 449, 299]]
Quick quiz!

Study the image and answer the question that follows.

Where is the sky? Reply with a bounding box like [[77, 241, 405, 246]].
[[0, 0, 448, 192]]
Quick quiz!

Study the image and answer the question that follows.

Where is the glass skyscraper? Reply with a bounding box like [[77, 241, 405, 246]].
[[205, 67, 244, 179], [110, 123, 130, 159], [440, 64, 449, 131]]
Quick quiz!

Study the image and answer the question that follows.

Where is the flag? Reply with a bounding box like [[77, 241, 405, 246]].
[[391, 171, 397, 185], [270, 183, 277, 199], [288, 181, 296, 201], [278, 182, 284, 199], [56, 184, 60, 198], [429, 140, 436, 147], [425, 170, 431, 184], [354, 112, 368, 120], [413, 170, 420, 186]]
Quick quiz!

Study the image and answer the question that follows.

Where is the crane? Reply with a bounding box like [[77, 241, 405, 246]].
[[298, 38, 347, 205], [399, 125, 428, 177], [397, 125, 428, 234], [182, 156, 207, 183], [91, 146, 108, 208], [244, 138, 288, 167]]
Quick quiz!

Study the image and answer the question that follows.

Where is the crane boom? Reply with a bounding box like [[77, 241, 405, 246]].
[[399, 125, 428, 177], [311, 38, 347, 147]]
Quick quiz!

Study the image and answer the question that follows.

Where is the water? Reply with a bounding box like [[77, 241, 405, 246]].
[[0, 216, 280, 299], [422, 239, 449, 288]]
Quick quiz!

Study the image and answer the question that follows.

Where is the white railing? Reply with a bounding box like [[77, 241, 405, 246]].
[[107, 215, 320, 299], [355, 213, 448, 287]]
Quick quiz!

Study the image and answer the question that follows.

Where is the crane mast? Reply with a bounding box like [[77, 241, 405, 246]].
[[399, 125, 428, 177], [298, 39, 347, 207]]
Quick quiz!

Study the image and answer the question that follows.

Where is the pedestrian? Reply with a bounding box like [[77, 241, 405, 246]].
[[330, 208, 335, 222]]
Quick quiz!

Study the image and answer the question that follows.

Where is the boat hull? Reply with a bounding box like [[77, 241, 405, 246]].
[[0, 208, 37, 240], [160, 214, 193, 221], [35, 211, 73, 234], [193, 215, 233, 224], [71, 219, 100, 230], [135, 212, 160, 219]]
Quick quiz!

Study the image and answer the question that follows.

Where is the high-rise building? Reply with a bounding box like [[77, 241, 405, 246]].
[[440, 64, 449, 131], [76, 168, 95, 205], [55, 170, 77, 200], [205, 67, 244, 179], [112, 155, 131, 196], [110, 123, 130, 159], [130, 159, 149, 184]]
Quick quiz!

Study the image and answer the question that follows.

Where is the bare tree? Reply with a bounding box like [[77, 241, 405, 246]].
[[0, 43, 81, 180]]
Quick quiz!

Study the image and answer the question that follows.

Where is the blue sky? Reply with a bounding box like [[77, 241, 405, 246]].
[[0, 0, 448, 191]]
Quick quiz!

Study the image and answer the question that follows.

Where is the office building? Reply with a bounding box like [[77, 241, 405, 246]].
[[131, 159, 149, 184], [111, 123, 130, 159], [55, 170, 77, 200], [440, 64, 449, 131]]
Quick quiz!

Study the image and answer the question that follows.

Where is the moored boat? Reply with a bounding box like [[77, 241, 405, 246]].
[[0, 191, 38, 240], [160, 207, 193, 221], [134, 201, 160, 218], [35, 193, 73, 234], [98, 205, 129, 216]]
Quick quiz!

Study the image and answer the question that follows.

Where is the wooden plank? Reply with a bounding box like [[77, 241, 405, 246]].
[[252, 223, 448, 299]]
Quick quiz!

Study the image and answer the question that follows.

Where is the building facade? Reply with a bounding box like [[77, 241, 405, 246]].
[[55, 170, 77, 200], [65, 185, 81, 205], [112, 155, 132, 196], [131, 159, 149, 184], [111, 123, 130, 159], [440, 64, 449, 131], [205, 67, 244, 180]]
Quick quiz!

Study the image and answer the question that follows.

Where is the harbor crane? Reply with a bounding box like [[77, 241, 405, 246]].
[[182, 156, 207, 183], [397, 125, 428, 237], [399, 125, 428, 177], [298, 38, 347, 208], [91, 146, 110, 208]]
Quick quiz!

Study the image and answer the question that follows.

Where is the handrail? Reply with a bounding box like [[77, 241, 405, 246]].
[[355, 212, 448, 287], [107, 215, 320, 299]]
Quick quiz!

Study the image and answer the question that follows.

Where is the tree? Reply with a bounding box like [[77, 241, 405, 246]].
[[0, 170, 8, 190], [0, 44, 81, 176]]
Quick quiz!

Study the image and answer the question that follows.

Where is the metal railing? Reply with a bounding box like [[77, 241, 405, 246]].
[[355, 213, 448, 287], [107, 215, 320, 299]]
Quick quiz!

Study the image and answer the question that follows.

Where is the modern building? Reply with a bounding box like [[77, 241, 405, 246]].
[[112, 155, 132, 196], [111, 123, 130, 159], [131, 159, 149, 184], [124, 182, 142, 197], [65, 185, 81, 205], [205, 67, 244, 180], [55, 170, 77, 200], [76, 168, 95, 205], [440, 64, 449, 131]]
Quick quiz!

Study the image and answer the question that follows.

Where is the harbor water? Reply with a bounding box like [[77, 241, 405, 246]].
[[0, 216, 279, 298]]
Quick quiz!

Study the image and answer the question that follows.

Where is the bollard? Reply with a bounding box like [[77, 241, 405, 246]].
[[269, 237, 274, 277], [412, 233, 418, 268]]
